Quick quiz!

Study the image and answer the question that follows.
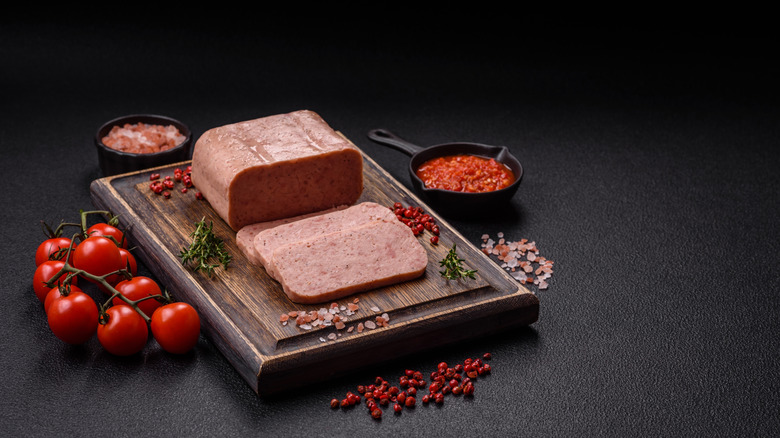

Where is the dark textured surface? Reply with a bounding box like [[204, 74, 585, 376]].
[[2, 18, 779, 437]]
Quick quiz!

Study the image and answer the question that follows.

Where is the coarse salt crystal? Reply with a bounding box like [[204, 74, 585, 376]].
[[480, 232, 555, 290], [370, 306, 380, 312], [512, 272, 527, 282], [365, 321, 376, 330]]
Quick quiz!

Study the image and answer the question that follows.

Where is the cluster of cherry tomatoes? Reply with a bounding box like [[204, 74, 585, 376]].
[[33, 211, 200, 356]]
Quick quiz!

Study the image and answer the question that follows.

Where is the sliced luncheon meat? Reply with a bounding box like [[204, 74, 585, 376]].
[[190, 110, 363, 230], [270, 219, 428, 304], [236, 205, 348, 265], [253, 202, 397, 279]]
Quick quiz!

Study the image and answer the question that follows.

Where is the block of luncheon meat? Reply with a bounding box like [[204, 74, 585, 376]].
[[190, 110, 363, 231], [270, 218, 428, 304], [235, 205, 348, 266], [253, 202, 397, 280]]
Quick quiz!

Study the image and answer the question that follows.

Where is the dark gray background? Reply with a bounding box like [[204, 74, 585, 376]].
[[2, 15, 778, 437]]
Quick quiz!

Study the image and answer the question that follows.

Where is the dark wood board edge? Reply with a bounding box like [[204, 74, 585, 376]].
[[257, 291, 539, 396]]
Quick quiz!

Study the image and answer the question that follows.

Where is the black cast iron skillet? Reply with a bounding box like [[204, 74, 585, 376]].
[[367, 129, 523, 213]]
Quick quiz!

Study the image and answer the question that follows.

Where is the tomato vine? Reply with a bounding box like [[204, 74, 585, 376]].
[[34, 209, 200, 355]]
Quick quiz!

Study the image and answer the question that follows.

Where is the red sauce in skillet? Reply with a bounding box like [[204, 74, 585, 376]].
[[415, 154, 515, 193]]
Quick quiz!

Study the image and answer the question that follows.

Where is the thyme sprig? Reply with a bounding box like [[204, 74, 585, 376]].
[[180, 217, 231, 277], [439, 244, 478, 280]]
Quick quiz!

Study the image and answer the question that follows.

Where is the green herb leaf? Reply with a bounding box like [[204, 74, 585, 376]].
[[180, 217, 232, 277], [439, 243, 477, 280]]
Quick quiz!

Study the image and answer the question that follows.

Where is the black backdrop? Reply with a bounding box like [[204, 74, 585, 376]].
[[2, 16, 778, 437]]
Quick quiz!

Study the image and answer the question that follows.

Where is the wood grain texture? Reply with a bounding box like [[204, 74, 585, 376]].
[[89, 140, 539, 396]]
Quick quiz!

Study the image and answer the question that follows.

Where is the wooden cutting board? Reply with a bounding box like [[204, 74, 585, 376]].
[[89, 143, 539, 396]]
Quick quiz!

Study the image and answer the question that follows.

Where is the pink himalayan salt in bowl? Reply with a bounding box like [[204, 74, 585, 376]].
[[95, 114, 192, 176]]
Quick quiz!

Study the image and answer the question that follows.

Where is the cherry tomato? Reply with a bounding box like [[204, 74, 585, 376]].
[[151, 302, 200, 354], [33, 260, 77, 303], [73, 235, 123, 282], [44, 284, 84, 314], [47, 290, 98, 345], [97, 305, 149, 356], [104, 247, 138, 286], [113, 276, 162, 318], [118, 248, 137, 276], [87, 223, 127, 248], [35, 237, 75, 266]]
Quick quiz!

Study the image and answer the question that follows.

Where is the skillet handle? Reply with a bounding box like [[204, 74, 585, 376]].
[[366, 129, 423, 156]]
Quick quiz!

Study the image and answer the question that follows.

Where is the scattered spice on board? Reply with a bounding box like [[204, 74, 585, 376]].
[[148, 165, 203, 200], [389, 202, 440, 245], [279, 297, 389, 339], [480, 233, 554, 290]]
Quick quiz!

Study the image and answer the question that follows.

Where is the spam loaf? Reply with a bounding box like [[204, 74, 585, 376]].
[[190, 110, 363, 231], [192, 110, 428, 304]]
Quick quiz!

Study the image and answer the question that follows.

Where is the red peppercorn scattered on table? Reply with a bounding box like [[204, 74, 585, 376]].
[[330, 353, 493, 420]]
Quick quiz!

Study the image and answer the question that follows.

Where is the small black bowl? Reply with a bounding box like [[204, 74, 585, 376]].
[[367, 129, 523, 213], [95, 114, 193, 176]]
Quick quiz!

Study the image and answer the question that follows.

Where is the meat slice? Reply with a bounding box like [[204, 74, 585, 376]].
[[236, 205, 348, 265], [253, 202, 396, 279], [271, 219, 428, 304], [190, 110, 363, 231]]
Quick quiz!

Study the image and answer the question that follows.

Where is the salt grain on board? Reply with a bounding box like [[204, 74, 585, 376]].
[[278, 297, 390, 345]]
